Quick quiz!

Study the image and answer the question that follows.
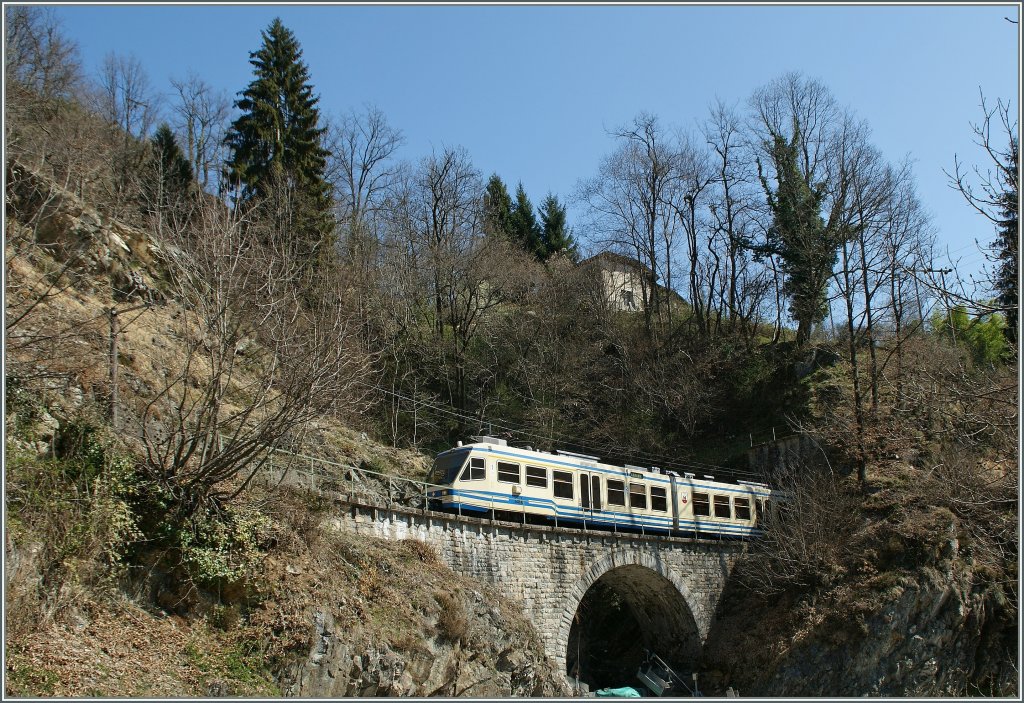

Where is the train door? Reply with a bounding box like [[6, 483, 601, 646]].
[[669, 474, 679, 532], [578, 472, 602, 519]]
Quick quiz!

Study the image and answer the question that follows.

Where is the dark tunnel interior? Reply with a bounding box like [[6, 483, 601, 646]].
[[564, 565, 702, 694]]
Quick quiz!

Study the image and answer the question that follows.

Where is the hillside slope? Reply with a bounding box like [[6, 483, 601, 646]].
[[4, 163, 567, 697], [5, 160, 1017, 698]]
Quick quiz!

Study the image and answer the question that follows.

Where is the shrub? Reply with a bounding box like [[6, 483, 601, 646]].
[[434, 591, 470, 645], [4, 421, 140, 639], [931, 305, 1010, 366]]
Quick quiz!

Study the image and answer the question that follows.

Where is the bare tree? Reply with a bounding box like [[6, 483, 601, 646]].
[[136, 195, 372, 519], [169, 70, 231, 192], [326, 105, 405, 237], [703, 99, 762, 340], [577, 112, 685, 338], [665, 130, 714, 333], [93, 52, 159, 218], [323, 106, 404, 340], [95, 52, 157, 141], [403, 146, 484, 338], [3, 5, 99, 196], [877, 178, 936, 406], [735, 458, 861, 595], [943, 91, 1018, 341], [4, 6, 81, 105]]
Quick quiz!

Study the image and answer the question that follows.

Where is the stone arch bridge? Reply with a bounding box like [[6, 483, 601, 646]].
[[326, 497, 745, 681]]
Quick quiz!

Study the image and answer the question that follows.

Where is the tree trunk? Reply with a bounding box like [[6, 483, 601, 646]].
[[841, 240, 867, 483]]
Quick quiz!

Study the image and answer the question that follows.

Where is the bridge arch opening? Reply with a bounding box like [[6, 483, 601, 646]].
[[563, 561, 702, 692]]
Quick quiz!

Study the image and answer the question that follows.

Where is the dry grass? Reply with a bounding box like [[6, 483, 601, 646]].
[[434, 591, 470, 645], [4, 595, 278, 697]]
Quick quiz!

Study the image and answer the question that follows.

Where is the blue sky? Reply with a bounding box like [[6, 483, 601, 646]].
[[45, 3, 1020, 286]]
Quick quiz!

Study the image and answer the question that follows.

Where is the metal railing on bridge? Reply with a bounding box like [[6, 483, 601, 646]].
[[259, 446, 510, 523], [257, 445, 684, 539]]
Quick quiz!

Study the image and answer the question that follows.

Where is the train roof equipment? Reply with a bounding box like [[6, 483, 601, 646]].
[[469, 435, 507, 446], [554, 449, 601, 461]]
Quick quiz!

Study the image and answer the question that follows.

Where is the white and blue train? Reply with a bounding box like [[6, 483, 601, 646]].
[[425, 436, 775, 539]]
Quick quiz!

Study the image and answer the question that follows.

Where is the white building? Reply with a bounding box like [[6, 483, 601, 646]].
[[580, 252, 649, 312]]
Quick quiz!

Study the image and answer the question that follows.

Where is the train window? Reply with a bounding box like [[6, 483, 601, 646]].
[[553, 471, 574, 499], [525, 466, 547, 488], [435, 452, 469, 484], [650, 486, 667, 512], [756, 498, 767, 526], [460, 457, 486, 481], [607, 480, 626, 506], [734, 497, 751, 521], [497, 461, 521, 483], [714, 495, 731, 518], [692, 492, 710, 516], [629, 483, 647, 510]]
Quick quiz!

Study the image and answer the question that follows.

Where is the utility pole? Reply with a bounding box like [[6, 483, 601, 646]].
[[109, 306, 119, 428]]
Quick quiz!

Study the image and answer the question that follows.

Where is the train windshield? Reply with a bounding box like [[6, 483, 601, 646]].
[[430, 450, 470, 485]]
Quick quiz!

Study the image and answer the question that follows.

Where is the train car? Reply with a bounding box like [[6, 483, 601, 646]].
[[425, 436, 775, 539]]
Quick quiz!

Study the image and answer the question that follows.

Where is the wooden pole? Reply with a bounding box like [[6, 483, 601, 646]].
[[109, 306, 119, 429]]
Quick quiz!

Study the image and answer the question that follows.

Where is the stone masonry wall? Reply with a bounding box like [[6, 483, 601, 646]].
[[325, 499, 744, 673]]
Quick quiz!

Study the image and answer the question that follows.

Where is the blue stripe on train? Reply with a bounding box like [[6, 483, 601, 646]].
[[432, 488, 762, 537]]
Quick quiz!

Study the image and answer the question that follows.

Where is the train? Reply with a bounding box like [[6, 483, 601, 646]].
[[424, 436, 777, 539]]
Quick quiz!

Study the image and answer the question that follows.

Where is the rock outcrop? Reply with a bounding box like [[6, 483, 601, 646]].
[[704, 516, 1017, 696], [279, 596, 569, 698]]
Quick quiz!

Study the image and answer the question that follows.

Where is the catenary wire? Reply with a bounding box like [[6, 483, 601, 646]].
[[359, 381, 769, 481]]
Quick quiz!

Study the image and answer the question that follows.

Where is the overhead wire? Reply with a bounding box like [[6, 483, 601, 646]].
[[359, 381, 767, 481]]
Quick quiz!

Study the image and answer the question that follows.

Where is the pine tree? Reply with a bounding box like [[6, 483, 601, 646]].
[[483, 174, 514, 239], [223, 18, 333, 261], [538, 193, 577, 261], [994, 138, 1018, 347], [510, 183, 543, 258], [141, 123, 194, 228]]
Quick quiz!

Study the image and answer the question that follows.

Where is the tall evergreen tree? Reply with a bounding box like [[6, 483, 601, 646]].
[[483, 173, 514, 239], [758, 125, 839, 346], [510, 183, 543, 258], [538, 193, 577, 260], [223, 18, 333, 261], [994, 138, 1018, 347], [150, 124, 193, 194], [948, 95, 1019, 351], [141, 123, 194, 229]]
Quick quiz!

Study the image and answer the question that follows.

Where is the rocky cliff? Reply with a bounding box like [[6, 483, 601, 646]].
[[703, 483, 1017, 696]]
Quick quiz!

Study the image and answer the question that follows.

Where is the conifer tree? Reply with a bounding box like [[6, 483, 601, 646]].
[[538, 193, 577, 260], [947, 95, 1019, 351], [483, 174, 514, 239], [223, 18, 333, 262], [152, 124, 193, 189], [510, 182, 543, 258], [994, 138, 1018, 347], [142, 123, 194, 230]]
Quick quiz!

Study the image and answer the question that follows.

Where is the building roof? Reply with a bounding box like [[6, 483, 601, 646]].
[[579, 251, 653, 275]]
